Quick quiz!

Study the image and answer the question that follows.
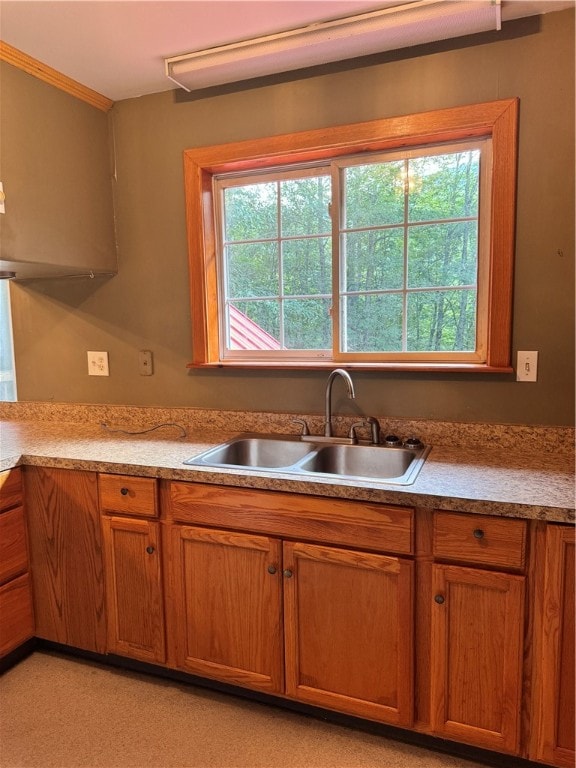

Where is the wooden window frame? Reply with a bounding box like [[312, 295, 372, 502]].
[[184, 98, 518, 372]]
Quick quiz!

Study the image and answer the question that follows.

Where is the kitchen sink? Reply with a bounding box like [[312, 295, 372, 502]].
[[187, 435, 315, 468], [184, 433, 430, 485], [297, 443, 424, 482]]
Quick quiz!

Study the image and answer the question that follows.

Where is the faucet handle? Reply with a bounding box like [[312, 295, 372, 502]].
[[348, 420, 368, 442], [291, 418, 310, 436], [349, 417, 381, 444]]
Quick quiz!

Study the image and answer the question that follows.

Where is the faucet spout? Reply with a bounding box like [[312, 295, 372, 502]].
[[324, 368, 355, 437]]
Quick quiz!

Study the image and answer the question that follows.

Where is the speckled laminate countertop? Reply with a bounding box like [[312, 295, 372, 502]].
[[0, 408, 573, 523]]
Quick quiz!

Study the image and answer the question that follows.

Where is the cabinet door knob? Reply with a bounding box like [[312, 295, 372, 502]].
[[146, 545, 155, 554], [267, 565, 277, 575], [283, 569, 293, 579], [120, 487, 129, 496], [434, 594, 445, 605], [473, 528, 485, 539]]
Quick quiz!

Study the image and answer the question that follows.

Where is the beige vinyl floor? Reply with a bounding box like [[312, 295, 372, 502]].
[[0, 651, 489, 768]]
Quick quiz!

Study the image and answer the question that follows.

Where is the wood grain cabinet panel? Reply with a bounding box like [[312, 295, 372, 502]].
[[101, 516, 165, 664], [283, 541, 414, 726], [25, 467, 106, 653], [532, 525, 575, 768], [0, 468, 34, 658], [0, 506, 28, 585], [168, 519, 415, 726], [0, 573, 34, 656], [170, 525, 284, 693], [0, 467, 23, 512], [430, 563, 525, 754], [433, 511, 527, 571], [169, 482, 413, 555], [98, 474, 158, 518]]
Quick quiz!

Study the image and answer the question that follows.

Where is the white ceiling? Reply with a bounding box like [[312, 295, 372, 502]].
[[0, 0, 573, 101]]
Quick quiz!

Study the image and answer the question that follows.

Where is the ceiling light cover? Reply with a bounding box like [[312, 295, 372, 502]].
[[165, 0, 501, 92]]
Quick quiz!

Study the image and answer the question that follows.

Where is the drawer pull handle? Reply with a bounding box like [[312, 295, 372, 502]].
[[473, 528, 485, 539], [120, 487, 129, 496], [267, 565, 277, 575], [283, 569, 293, 579], [434, 594, 445, 605], [146, 546, 155, 555]]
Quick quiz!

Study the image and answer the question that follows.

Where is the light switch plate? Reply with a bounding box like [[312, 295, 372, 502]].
[[516, 351, 538, 382]]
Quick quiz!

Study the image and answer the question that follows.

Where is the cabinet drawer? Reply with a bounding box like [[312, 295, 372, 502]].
[[0, 468, 22, 513], [169, 482, 414, 555], [0, 572, 35, 657], [433, 511, 527, 571], [98, 474, 158, 518], [0, 506, 28, 585]]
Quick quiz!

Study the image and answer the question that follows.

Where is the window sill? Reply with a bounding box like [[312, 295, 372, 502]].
[[187, 361, 513, 374]]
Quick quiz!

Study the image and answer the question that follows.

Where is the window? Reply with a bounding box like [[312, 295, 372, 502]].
[[185, 99, 518, 371], [215, 141, 489, 363], [0, 281, 17, 400], [216, 166, 332, 358]]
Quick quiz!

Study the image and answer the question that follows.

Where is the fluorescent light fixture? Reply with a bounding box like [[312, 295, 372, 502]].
[[165, 0, 501, 92]]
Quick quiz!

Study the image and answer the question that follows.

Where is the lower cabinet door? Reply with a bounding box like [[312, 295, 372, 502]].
[[102, 516, 165, 664], [430, 564, 525, 754], [26, 467, 107, 653], [0, 573, 34, 657], [533, 525, 575, 768], [283, 541, 414, 726], [171, 525, 284, 693]]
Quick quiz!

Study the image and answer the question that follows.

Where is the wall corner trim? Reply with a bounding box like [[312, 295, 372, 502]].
[[0, 40, 114, 112]]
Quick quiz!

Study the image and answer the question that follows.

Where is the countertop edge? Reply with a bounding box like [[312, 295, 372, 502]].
[[4, 449, 574, 524]]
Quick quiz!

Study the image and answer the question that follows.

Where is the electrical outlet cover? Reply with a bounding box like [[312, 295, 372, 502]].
[[87, 351, 109, 376], [139, 349, 154, 376]]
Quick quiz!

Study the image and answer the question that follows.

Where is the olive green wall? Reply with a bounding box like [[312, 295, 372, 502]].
[[8, 10, 575, 426]]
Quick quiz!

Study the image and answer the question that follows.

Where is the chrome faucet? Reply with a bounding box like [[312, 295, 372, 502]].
[[324, 368, 355, 437]]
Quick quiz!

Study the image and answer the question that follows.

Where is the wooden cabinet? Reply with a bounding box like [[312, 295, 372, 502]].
[[284, 540, 413, 726], [25, 467, 106, 653], [429, 511, 526, 754], [0, 468, 34, 657], [99, 474, 165, 664], [0, 506, 29, 584], [0, 468, 23, 513], [101, 516, 165, 664], [167, 482, 415, 725], [429, 564, 525, 753], [98, 473, 158, 518], [12, 465, 574, 767], [0, 574, 34, 657], [0, 60, 116, 280], [531, 524, 575, 768], [170, 525, 283, 692]]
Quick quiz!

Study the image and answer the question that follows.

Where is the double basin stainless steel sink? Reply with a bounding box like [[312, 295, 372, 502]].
[[184, 434, 430, 485]]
